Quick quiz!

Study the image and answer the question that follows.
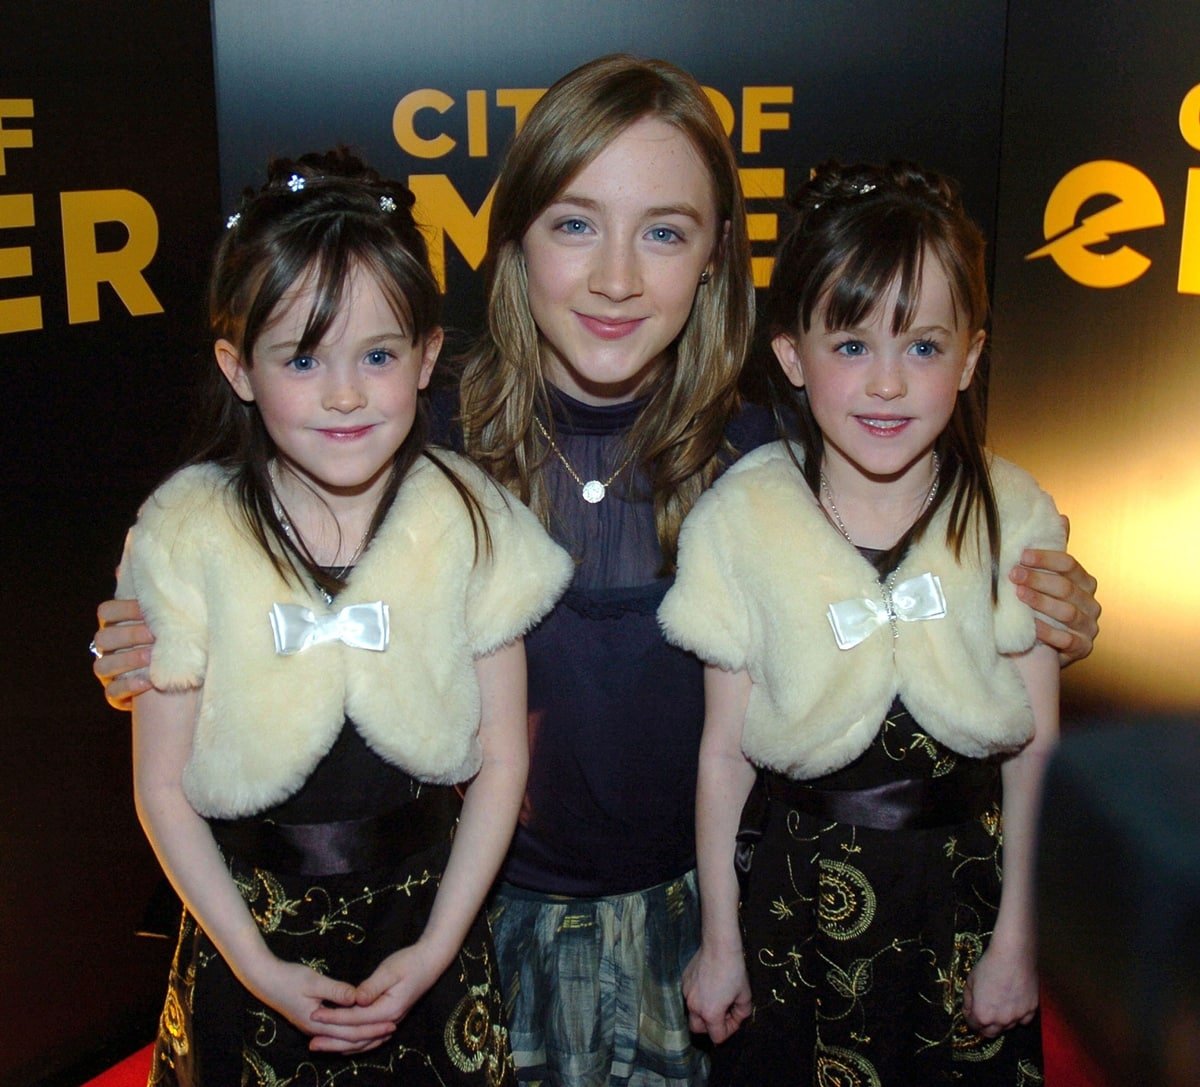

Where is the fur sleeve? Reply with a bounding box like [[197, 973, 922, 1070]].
[[658, 483, 751, 673], [460, 463, 574, 657], [991, 456, 1067, 653], [115, 466, 222, 690]]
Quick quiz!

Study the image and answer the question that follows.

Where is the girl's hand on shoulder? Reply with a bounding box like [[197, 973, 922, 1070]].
[[311, 940, 449, 1041], [1009, 518, 1100, 667], [93, 598, 155, 709], [682, 943, 752, 1044], [961, 937, 1038, 1038]]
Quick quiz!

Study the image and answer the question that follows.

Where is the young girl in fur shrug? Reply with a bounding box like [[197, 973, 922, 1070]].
[[661, 161, 1059, 1084], [120, 150, 570, 1085]]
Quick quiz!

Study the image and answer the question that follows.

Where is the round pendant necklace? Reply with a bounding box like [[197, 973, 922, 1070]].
[[535, 418, 636, 504], [819, 453, 941, 544]]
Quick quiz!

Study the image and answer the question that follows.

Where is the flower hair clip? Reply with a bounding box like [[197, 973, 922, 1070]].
[[287, 174, 306, 192], [225, 212, 241, 230], [379, 195, 396, 213]]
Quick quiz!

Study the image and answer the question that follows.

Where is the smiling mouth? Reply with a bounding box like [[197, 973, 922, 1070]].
[[318, 425, 376, 440], [576, 313, 645, 340], [857, 417, 910, 433]]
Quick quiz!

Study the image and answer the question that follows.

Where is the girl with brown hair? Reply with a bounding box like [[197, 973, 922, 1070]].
[[665, 160, 1061, 1083], [121, 149, 571, 1084]]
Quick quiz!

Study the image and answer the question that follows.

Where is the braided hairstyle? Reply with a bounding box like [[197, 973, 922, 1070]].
[[764, 160, 1000, 593], [193, 148, 484, 595]]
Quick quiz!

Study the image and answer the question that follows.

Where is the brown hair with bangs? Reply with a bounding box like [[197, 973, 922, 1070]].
[[458, 54, 754, 571], [194, 148, 485, 597], [764, 160, 1000, 594]]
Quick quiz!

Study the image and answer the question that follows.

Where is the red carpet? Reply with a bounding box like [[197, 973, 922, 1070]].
[[80, 1045, 152, 1087], [79, 1002, 1109, 1087], [1041, 993, 1114, 1087]]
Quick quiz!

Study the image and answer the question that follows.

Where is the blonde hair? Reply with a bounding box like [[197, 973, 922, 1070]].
[[459, 54, 753, 569]]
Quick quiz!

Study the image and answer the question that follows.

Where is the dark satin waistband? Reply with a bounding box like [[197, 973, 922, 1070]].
[[209, 786, 459, 876], [764, 765, 998, 832]]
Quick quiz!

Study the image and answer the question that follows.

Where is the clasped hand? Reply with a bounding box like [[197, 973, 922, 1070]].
[[307, 940, 448, 1053], [249, 958, 395, 1055]]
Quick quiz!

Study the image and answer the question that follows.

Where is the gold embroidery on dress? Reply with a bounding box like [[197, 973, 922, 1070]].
[[445, 985, 492, 1072], [818, 859, 876, 941], [826, 956, 874, 1002], [814, 1040, 882, 1086], [444, 981, 513, 1085], [249, 1006, 277, 1048], [877, 711, 961, 777], [160, 986, 187, 1048], [235, 869, 301, 933], [814, 936, 916, 1029], [244, 1014, 490, 1086], [1016, 1058, 1046, 1085], [741, 709, 1037, 1078], [244, 1049, 286, 1087], [150, 815, 516, 1084], [235, 865, 436, 944]]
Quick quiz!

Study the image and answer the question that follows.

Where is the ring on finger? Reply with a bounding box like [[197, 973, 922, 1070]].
[[89, 639, 103, 660]]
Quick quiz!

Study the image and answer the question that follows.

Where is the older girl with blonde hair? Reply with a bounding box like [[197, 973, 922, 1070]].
[[452, 55, 759, 1084]]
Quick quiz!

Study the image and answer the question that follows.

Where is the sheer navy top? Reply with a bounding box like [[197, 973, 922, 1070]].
[[434, 385, 774, 895]]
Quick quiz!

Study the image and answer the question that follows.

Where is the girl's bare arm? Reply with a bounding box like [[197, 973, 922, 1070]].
[[134, 686, 393, 1051], [683, 664, 757, 1043], [962, 642, 1060, 1036]]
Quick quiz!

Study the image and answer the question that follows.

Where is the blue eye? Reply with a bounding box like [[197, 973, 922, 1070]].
[[557, 218, 591, 235], [835, 340, 867, 358], [288, 355, 317, 372], [647, 226, 682, 243], [365, 349, 394, 366], [909, 340, 939, 358]]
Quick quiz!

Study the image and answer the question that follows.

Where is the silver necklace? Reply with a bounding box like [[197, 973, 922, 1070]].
[[274, 505, 370, 579], [819, 453, 941, 545], [535, 418, 635, 504], [269, 472, 370, 600]]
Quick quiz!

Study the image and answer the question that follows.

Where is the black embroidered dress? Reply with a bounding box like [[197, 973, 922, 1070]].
[[149, 719, 515, 1087], [709, 548, 1044, 1087]]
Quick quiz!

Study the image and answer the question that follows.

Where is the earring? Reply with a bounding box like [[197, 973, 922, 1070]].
[[699, 268, 712, 284]]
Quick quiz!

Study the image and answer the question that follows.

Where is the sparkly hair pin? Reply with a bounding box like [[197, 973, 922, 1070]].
[[287, 174, 306, 192], [379, 195, 396, 213], [225, 212, 241, 230], [809, 180, 876, 212]]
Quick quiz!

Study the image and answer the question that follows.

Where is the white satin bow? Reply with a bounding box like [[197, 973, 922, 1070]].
[[269, 601, 390, 656], [826, 571, 946, 650]]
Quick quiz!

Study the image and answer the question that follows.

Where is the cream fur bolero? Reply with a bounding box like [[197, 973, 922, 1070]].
[[116, 453, 573, 818], [658, 442, 1065, 779]]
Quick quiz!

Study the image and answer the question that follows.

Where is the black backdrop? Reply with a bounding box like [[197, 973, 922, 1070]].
[[211, 0, 1006, 334], [0, 4, 219, 1084]]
